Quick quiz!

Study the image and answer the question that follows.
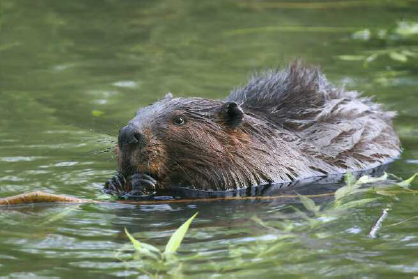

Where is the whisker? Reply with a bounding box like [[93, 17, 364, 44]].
[[95, 138, 117, 144], [84, 146, 114, 156]]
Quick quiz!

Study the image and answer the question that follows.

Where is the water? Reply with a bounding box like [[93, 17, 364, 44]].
[[1, 0, 418, 277]]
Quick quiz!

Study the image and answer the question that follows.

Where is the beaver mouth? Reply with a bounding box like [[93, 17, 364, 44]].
[[119, 161, 157, 179], [116, 137, 166, 183], [119, 155, 160, 182]]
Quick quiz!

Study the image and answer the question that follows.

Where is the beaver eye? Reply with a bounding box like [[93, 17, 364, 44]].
[[173, 116, 186, 126]]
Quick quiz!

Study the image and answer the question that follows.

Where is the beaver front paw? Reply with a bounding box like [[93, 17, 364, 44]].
[[104, 172, 157, 199], [125, 173, 157, 198], [104, 171, 126, 194]]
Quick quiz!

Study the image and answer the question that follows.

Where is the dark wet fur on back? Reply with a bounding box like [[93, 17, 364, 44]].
[[105, 62, 401, 195], [228, 63, 400, 168]]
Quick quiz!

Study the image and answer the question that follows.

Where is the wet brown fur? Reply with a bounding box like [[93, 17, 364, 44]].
[[114, 62, 401, 192]]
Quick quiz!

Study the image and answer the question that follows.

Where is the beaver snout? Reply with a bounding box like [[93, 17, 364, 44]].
[[118, 125, 146, 148]]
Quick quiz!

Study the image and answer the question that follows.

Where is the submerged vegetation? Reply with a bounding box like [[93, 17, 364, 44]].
[[117, 213, 199, 277], [118, 172, 418, 276]]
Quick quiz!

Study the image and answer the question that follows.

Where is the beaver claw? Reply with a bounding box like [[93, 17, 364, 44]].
[[104, 172, 126, 194], [127, 173, 157, 197], [104, 172, 157, 199]]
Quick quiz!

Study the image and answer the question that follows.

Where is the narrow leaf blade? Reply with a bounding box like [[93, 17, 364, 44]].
[[389, 52, 408, 62], [397, 173, 418, 189], [337, 55, 366, 61], [164, 212, 198, 254], [356, 173, 388, 185], [334, 198, 377, 211], [344, 172, 357, 187], [125, 228, 141, 251], [298, 194, 320, 214]]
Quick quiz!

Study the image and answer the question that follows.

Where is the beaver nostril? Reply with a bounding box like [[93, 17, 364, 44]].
[[133, 132, 142, 143], [118, 125, 143, 146]]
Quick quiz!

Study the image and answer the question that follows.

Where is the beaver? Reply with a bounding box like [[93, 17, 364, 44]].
[[104, 62, 401, 198]]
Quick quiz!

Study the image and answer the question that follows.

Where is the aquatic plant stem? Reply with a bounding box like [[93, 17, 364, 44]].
[[385, 215, 418, 228]]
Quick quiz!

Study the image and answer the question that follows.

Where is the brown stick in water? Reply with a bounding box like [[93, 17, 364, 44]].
[[0, 191, 93, 206]]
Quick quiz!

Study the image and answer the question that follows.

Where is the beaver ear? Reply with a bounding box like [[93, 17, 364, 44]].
[[220, 102, 244, 128]]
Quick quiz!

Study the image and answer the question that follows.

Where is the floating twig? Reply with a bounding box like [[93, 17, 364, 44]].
[[0, 191, 94, 206], [368, 207, 390, 238]]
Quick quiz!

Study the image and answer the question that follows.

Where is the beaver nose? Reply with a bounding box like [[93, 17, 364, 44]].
[[118, 125, 143, 147]]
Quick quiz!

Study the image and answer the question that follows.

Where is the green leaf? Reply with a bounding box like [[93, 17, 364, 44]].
[[257, 241, 288, 257], [344, 172, 357, 187], [356, 173, 388, 185], [397, 173, 418, 189], [395, 21, 418, 36], [335, 185, 365, 201], [363, 53, 379, 67], [164, 212, 198, 254], [375, 190, 396, 197], [401, 50, 418, 57], [290, 205, 311, 221], [124, 228, 161, 260], [335, 172, 387, 201], [91, 110, 104, 117], [125, 228, 141, 251], [141, 242, 161, 254], [298, 194, 320, 214], [333, 198, 377, 211], [335, 173, 362, 201], [389, 52, 408, 62], [351, 29, 371, 40], [337, 55, 366, 61]]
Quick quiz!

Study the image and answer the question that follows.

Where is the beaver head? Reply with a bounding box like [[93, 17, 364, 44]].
[[115, 93, 270, 192]]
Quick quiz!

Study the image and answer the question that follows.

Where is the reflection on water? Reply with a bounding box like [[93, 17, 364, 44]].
[[1, 0, 417, 277]]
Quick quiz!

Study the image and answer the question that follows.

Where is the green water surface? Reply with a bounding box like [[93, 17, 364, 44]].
[[1, 0, 418, 277]]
